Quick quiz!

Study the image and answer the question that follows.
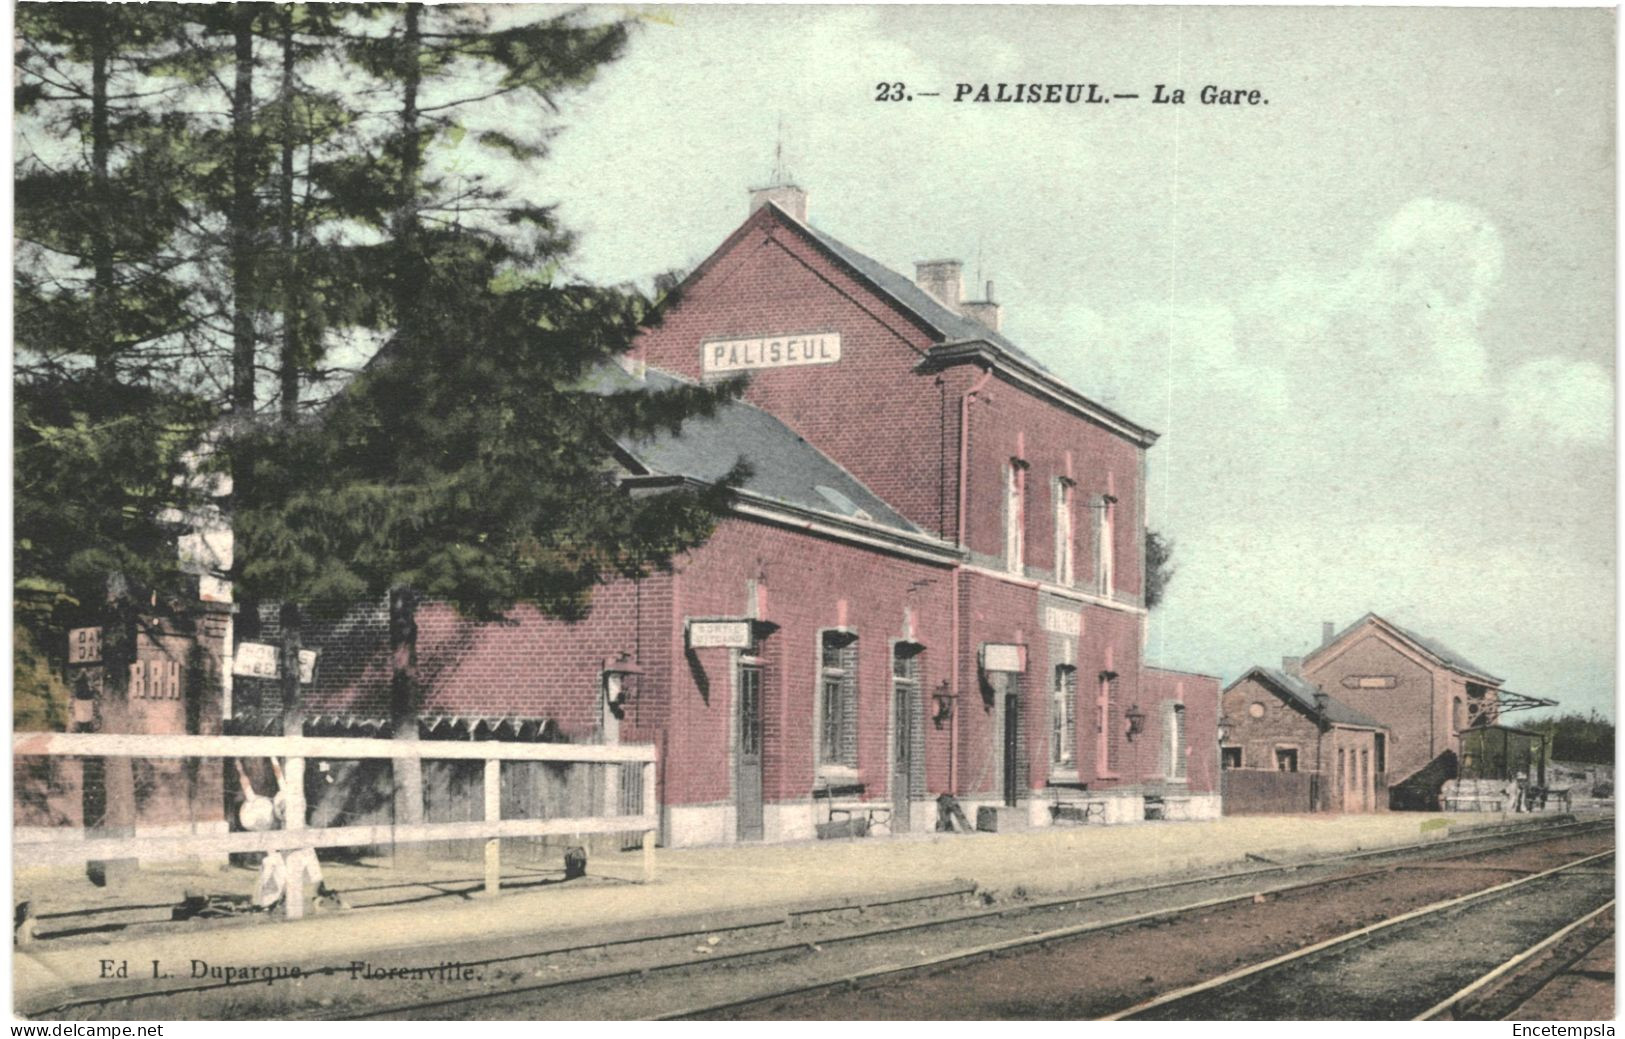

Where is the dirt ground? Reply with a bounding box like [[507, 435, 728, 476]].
[[13, 810, 1595, 1012]]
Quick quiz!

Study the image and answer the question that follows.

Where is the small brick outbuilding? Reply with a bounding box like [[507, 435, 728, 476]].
[[1220, 666, 1389, 815]]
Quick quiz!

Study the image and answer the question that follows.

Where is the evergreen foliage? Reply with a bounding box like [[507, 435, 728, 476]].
[[1145, 529, 1176, 610]]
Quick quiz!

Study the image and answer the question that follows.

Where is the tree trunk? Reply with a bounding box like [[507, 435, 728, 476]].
[[390, 587, 425, 868], [89, 18, 114, 379], [278, 601, 303, 737], [229, 7, 257, 419], [88, 581, 138, 886], [277, 7, 299, 424]]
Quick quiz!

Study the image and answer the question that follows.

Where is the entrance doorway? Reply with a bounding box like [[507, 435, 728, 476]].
[[736, 661, 763, 841], [1003, 685, 1021, 807], [892, 646, 919, 833]]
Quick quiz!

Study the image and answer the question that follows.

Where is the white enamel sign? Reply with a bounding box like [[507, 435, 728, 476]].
[[232, 643, 318, 683], [701, 332, 840, 374], [981, 643, 1027, 673], [233, 642, 279, 679], [686, 619, 753, 649]]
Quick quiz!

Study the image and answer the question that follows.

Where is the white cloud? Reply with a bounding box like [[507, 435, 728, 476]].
[[1502, 357, 1614, 446]]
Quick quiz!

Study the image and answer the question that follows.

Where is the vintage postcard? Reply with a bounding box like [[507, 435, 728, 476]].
[[10, 3, 1616, 1024]]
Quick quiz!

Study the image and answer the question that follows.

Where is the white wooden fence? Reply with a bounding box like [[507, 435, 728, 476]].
[[13, 731, 659, 919]]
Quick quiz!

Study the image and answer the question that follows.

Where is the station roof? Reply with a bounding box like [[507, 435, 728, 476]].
[[1232, 666, 1388, 731], [584, 363, 920, 535], [1315, 613, 1503, 684], [797, 221, 1052, 375], [758, 204, 1159, 447]]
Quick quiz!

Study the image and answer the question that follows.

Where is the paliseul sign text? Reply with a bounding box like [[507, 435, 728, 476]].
[[701, 332, 840, 374]]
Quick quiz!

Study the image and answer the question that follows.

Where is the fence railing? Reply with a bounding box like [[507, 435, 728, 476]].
[[13, 731, 658, 919]]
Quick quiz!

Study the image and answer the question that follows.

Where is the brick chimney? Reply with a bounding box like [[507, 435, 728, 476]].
[[915, 260, 963, 310], [1282, 656, 1302, 676], [1322, 621, 1336, 648], [961, 280, 1002, 333], [748, 184, 807, 222]]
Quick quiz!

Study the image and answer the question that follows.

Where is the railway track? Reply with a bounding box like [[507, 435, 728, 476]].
[[1111, 849, 1614, 1019], [28, 815, 1612, 1021]]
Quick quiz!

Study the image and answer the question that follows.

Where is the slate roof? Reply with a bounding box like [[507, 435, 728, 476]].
[[1237, 666, 1388, 731], [1384, 619, 1502, 684], [1317, 613, 1502, 684], [796, 220, 1054, 375], [582, 364, 920, 534]]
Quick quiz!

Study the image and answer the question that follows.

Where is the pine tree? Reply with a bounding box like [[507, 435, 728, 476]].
[[231, 4, 748, 847]]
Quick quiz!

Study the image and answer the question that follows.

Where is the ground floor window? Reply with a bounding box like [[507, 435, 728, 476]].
[[1275, 747, 1298, 772], [1052, 665, 1077, 769], [1165, 702, 1187, 780], [819, 631, 858, 768], [1221, 746, 1242, 769]]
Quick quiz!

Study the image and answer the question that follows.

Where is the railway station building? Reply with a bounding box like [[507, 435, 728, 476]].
[[1222, 615, 1555, 814], [1218, 666, 1389, 815], [222, 185, 1221, 846]]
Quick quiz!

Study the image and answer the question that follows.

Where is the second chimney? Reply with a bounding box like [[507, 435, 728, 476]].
[[1322, 621, 1336, 648], [1282, 656, 1302, 676], [961, 280, 1002, 333], [914, 259, 963, 310]]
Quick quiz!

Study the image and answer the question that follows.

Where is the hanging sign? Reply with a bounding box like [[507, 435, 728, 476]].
[[67, 627, 102, 665], [686, 619, 753, 650], [980, 643, 1027, 673], [701, 332, 841, 374], [232, 642, 280, 679], [232, 643, 318, 683]]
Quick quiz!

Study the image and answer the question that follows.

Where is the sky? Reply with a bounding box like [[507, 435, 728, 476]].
[[494, 6, 1612, 720]]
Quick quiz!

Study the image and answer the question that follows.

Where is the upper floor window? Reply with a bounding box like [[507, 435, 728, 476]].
[[819, 632, 858, 768], [1054, 479, 1075, 586], [1052, 665, 1077, 769], [1005, 461, 1027, 574], [1096, 494, 1116, 594]]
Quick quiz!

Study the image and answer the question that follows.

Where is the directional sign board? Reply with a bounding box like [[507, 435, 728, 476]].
[[232, 642, 280, 679], [686, 619, 753, 650], [231, 643, 318, 683]]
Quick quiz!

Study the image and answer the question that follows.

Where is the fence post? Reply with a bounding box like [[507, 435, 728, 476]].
[[484, 757, 501, 896], [641, 759, 657, 883], [282, 755, 306, 920]]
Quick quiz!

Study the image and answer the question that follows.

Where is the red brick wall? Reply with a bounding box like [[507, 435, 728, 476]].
[[663, 518, 954, 806], [634, 207, 951, 536], [1302, 632, 1439, 783], [956, 572, 1146, 798], [1221, 676, 1325, 774], [633, 204, 1149, 583], [1141, 668, 1221, 795], [963, 376, 1144, 601]]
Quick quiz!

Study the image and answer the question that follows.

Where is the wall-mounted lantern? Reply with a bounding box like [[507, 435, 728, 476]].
[[1125, 703, 1146, 742], [931, 680, 954, 725], [601, 653, 644, 707]]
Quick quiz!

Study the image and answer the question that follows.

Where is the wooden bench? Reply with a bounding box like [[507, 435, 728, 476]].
[[814, 778, 892, 835], [1047, 782, 1106, 825]]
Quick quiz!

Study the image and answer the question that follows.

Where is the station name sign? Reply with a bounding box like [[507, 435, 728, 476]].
[[685, 619, 753, 650], [701, 332, 840, 374]]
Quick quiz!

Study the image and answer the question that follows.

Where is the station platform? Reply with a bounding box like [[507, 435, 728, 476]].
[[12, 809, 1597, 1009]]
